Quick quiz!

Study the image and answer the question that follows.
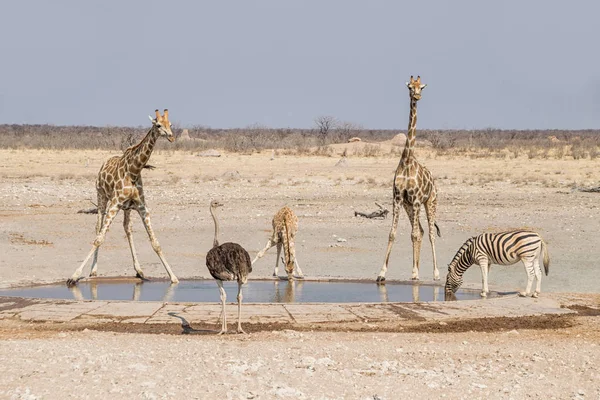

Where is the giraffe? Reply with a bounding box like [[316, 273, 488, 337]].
[[377, 76, 441, 283], [252, 206, 304, 280], [67, 109, 179, 286]]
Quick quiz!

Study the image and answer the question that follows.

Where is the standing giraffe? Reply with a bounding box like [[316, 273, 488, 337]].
[[377, 76, 440, 283], [67, 109, 179, 286], [252, 206, 304, 280]]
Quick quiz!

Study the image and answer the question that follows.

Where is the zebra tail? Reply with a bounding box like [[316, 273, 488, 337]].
[[541, 239, 550, 276], [434, 222, 441, 237]]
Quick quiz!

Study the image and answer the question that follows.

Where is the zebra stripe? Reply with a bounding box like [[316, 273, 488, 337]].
[[445, 230, 550, 298]]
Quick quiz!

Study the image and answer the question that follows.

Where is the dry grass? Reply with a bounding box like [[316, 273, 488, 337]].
[[1, 124, 600, 161]]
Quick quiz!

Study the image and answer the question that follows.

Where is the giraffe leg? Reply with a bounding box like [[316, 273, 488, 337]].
[[378, 199, 402, 283], [293, 257, 304, 279], [88, 201, 105, 278], [405, 203, 423, 280], [236, 282, 246, 334], [137, 205, 179, 284], [217, 280, 227, 334], [533, 256, 542, 298], [68, 200, 120, 286], [274, 243, 282, 277], [123, 209, 145, 279], [424, 197, 440, 281], [252, 238, 275, 265]]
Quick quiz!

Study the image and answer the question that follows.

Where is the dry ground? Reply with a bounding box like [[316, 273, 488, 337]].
[[1, 145, 599, 398]]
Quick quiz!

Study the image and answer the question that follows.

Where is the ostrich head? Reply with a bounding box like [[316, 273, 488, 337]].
[[210, 200, 224, 209]]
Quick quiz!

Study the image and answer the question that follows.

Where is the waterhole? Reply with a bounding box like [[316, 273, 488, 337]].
[[0, 279, 492, 303]]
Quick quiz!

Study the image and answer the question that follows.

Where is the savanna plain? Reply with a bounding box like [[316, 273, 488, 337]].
[[0, 131, 599, 399]]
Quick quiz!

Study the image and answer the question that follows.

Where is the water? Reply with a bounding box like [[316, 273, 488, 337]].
[[0, 279, 488, 303]]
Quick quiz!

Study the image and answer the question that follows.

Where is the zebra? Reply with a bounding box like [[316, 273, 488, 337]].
[[445, 230, 550, 299]]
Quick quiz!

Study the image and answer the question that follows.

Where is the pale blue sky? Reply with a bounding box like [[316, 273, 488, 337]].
[[1, 0, 599, 129]]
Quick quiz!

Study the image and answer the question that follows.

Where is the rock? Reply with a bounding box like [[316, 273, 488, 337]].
[[179, 129, 191, 141], [222, 170, 241, 180], [337, 238, 347, 243], [198, 149, 221, 157], [391, 133, 407, 146], [335, 157, 348, 167], [348, 137, 362, 143]]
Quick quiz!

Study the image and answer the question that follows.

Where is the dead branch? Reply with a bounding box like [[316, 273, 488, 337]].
[[354, 203, 390, 219], [578, 186, 600, 193], [77, 200, 98, 214]]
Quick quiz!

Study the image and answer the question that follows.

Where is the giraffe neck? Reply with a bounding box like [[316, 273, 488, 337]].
[[210, 206, 220, 248], [401, 97, 418, 161], [122, 126, 160, 178]]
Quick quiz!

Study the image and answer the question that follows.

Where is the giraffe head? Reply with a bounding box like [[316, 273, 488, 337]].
[[406, 76, 427, 101], [148, 109, 175, 142]]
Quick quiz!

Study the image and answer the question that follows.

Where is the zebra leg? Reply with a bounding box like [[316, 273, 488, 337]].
[[378, 198, 402, 282], [424, 197, 439, 280], [479, 259, 489, 297], [532, 256, 542, 298], [519, 259, 536, 297]]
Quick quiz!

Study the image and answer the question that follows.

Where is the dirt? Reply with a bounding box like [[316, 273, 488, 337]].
[[0, 148, 599, 398]]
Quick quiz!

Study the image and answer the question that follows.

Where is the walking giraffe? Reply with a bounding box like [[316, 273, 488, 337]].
[[67, 109, 179, 286], [377, 76, 440, 283]]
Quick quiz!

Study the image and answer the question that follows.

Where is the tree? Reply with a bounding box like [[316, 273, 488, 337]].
[[314, 115, 336, 144], [335, 121, 363, 143]]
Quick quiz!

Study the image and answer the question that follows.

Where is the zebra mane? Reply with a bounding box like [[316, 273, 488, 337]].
[[448, 237, 475, 274]]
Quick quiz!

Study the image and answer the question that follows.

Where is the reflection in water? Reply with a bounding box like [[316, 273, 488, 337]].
[[377, 284, 389, 302], [272, 280, 304, 303], [68, 280, 178, 302], [378, 283, 442, 302], [6, 280, 486, 303]]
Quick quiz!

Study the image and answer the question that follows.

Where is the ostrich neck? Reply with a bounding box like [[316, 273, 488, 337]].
[[210, 206, 220, 248]]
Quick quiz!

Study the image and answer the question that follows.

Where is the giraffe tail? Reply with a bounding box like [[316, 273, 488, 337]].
[[434, 222, 441, 237], [541, 239, 550, 276]]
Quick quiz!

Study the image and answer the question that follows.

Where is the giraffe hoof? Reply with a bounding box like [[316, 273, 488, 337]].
[[170, 277, 179, 284], [532, 292, 539, 298], [217, 330, 228, 335], [66, 279, 79, 287], [136, 272, 150, 281], [518, 292, 528, 297], [376, 276, 386, 284], [237, 328, 247, 334]]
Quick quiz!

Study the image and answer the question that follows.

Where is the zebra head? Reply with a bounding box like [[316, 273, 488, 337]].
[[445, 237, 475, 294], [445, 266, 463, 295]]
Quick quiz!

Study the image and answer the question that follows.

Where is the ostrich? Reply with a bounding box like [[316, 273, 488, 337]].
[[205, 200, 252, 334]]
